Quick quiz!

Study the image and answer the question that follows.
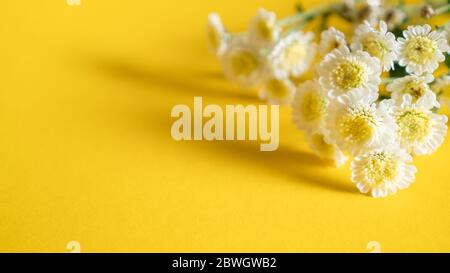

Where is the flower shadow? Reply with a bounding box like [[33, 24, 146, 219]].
[[92, 57, 356, 195], [211, 140, 356, 194], [95, 58, 259, 103], [144, 110, 356, 195]]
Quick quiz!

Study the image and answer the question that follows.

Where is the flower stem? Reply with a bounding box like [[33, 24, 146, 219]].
[[283, 15, 315, 36], [382, 77, 397, 85], [277, 4, 337, 28], [435, 3, 450, 15]]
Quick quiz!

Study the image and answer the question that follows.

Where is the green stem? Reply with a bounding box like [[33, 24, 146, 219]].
[[283, 16, 315, 36], [277, 4, 337, 28], [435, 3, 450, 15], [382, 77, 397, 85]]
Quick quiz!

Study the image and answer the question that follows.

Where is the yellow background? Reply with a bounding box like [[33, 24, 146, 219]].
[[1, 0, 450, 252]]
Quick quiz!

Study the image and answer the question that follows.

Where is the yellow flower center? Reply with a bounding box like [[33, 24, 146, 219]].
[[280, 40, 307, 70], [265, 79, 290, 100], [403, 80, 427, 101], [300, 91, 328, 121], [361, 35, 388, 59], [396, 110, 431, 142], [332, 61, 366, 91], [366, 152, 398, 184], [404, 36, 436, 64], [338, 108, 375, 143], [230, 50, 260, 77]]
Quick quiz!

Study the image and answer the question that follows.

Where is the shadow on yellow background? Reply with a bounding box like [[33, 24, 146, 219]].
[[93, 55, 353, 193]]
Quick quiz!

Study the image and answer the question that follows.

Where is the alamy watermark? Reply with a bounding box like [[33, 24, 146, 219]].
[[171, 97, 279, 151]]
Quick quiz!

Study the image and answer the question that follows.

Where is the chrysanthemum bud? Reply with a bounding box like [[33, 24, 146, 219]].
[[420, 5, 435, 19], [383, 9, 406, 30]]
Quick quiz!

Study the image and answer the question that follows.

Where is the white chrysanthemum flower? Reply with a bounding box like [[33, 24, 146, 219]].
[[326, 90, 396, 155], [221, 37, 264, 87], [318, 27, 347, 56], [259, 74, 295, 105], [386, 74, 439, 107], [432, 75, 450, 110], [305, 131, 347, 167], [292, 80, 329, 133], [268, 31, 316, 77], [207, 13, 229, 57], [351, 144, 417, 198], [317, 45, 381, 99], [397, 25, 449, 75], [248, 8, 281, 48], [366, 0, 380, 6], [351, 21, 399, 71], [393, 93, 448, 155]]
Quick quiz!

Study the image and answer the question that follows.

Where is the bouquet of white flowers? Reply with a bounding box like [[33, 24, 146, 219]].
[[207, 0, 450, 197]]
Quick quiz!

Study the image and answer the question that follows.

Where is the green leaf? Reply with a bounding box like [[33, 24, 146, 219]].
[[445, 53, 450, 69], [319, 12, 331, 31], [389, 63, 408, 78], [378, 94, 391, 101], [392, 28, 403, 38]]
